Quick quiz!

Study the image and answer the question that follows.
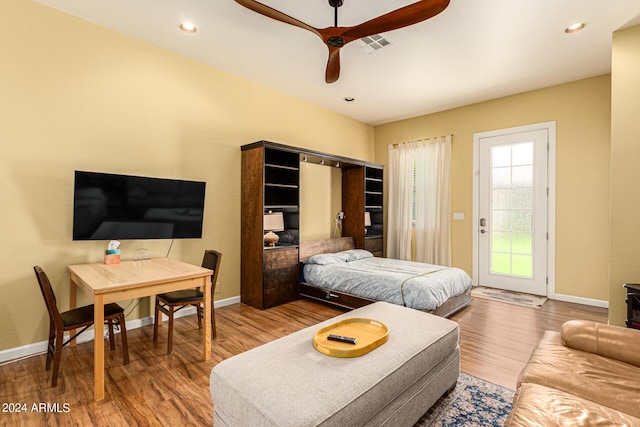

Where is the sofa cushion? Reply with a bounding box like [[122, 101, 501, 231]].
[[517, 331, 640, 419], [506, 383, 640, 426], [561, 320, 640, 368]]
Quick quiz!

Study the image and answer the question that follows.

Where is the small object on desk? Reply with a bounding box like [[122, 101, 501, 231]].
[[327, 334, 357, 345], [104, 250, 120, 265], [104, 240, 121, 265]]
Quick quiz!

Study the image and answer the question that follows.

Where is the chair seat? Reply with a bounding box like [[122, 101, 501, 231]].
[[154, 249, 221, 354], [34, 265, 129, 387], [60, 303, 125, 328], [157, 289, 203, 304]]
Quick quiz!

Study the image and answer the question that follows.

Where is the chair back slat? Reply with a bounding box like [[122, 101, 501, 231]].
[[33, 266, 63, 327], [202, 250, 222, 291]]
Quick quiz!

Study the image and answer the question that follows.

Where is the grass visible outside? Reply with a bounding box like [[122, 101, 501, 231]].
[[491, 232, 533, 277]]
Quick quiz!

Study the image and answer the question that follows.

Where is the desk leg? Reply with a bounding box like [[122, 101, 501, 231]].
[[94, 294, 105, 401], [203, 276, 212, 360], [69, 277, 77, 348]]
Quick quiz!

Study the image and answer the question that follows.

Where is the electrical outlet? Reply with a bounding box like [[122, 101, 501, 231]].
[[215, 282, 221, 294]]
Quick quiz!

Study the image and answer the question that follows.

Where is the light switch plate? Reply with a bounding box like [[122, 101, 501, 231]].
[[453, 212, 464, 221]]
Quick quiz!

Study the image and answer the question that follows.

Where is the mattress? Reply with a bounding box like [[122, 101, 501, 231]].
[[302, 249, 472, 311]]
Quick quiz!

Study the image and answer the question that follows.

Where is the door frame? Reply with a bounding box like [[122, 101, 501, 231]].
[[472, 121, 556, 297]]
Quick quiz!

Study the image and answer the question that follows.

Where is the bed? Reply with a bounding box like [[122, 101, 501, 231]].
[[299, 237, 472, 317]]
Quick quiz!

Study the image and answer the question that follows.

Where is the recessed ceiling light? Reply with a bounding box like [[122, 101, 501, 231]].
[[344, 97, 355, 102], [179, 22, 197, 34], [564, 22, 586, 34]]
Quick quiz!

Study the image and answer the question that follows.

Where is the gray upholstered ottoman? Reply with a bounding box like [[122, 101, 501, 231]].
[[210, 302, 460, 426]]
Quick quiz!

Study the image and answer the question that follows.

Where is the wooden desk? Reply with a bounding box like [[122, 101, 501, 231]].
[[68, 257, 213, 401]]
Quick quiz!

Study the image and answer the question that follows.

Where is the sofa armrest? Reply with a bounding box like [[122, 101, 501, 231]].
[[561, 320, 640, 368]]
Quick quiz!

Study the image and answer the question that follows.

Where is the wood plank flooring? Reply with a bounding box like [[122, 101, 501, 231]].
[[0, 297, 607, 426]]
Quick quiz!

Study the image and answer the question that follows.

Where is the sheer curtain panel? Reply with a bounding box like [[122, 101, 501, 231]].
[[387, 136, 452, 265], [415, 136, 451, 265], [387, 143, 415, 260]]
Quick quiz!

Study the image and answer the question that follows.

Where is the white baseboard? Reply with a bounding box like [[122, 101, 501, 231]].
[[0, 295, 241, 365], [549, 293, 609, 309]]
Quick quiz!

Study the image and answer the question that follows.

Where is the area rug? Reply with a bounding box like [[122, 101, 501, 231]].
[[470, 286, 547, 309], [416, 372, 515, 426]]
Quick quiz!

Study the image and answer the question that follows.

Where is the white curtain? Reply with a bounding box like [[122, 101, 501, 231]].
[[387, 136, 451, 265], [415, 135, 451, 265], [387, 143, 415, 260]]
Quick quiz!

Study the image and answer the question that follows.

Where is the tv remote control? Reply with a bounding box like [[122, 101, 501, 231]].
[[327, 334, 357, 345]]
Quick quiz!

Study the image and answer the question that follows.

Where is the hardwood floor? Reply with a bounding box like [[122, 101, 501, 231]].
[[0, 297, 607, 425]]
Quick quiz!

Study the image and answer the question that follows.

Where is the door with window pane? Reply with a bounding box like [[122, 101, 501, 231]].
[[478, 129, 548, 295]]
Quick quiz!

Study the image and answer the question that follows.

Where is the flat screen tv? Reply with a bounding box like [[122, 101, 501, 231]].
[[73, 171, 206, 240]]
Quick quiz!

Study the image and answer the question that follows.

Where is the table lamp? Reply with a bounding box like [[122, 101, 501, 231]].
[[263, 212, 285, 247], [365, 211, 372, 235]]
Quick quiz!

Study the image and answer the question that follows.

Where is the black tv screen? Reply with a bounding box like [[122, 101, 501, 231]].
[[73, 171, 206, 240]]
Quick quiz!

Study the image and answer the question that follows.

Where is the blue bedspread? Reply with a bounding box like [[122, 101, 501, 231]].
[[303, 253, 472, 311]]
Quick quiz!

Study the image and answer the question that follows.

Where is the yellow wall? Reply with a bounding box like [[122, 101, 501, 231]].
[[375, 76, 612, 302], [0, 1, 374, 351], [609, 25, 640, 326], [300, 163, 343, 240]]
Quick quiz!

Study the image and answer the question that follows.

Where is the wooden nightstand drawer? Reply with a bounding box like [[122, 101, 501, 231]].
[[264, 282, 298, 308], [263, 266, 298, 288], [263, 247, 298, 268], [263, 247, 299, 291]]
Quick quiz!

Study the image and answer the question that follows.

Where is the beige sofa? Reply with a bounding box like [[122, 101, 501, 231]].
[[506, 320, 640, 426]]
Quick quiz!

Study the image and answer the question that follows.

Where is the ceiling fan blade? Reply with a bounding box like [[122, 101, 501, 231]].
[[325, 47, 341, 84], [343, 0, 450, 39], [234, 0, 321, 39]]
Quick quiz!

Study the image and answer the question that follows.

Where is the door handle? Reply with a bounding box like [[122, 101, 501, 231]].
[[480, 218, 486, 227]]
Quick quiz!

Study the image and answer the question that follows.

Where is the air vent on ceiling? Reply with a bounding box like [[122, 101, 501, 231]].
[[361, 34, 390, 53]]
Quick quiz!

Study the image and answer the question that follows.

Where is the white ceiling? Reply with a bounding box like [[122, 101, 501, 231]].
[[34, 0, 640, 125]]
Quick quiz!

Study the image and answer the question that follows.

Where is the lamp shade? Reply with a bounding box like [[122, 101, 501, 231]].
[[364, 211, 372, 227], [264, 212, 285, 232]]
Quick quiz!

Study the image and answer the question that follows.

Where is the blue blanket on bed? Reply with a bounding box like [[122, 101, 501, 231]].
[[303, 250, 472, 311]]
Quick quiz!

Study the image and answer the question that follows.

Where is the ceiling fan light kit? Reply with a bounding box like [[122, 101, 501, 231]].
[[234, 0, 450, 83]]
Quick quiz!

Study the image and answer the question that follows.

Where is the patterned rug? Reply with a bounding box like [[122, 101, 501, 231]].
[[416, 372, 515, 426], [470, 286, 547, 309]]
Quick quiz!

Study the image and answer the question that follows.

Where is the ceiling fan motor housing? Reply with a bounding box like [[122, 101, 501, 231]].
[[327, 36, 345, 47]]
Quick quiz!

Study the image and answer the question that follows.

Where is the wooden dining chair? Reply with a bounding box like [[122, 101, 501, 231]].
[[153, 250, 222, 355], [33, 266, 129, 387]]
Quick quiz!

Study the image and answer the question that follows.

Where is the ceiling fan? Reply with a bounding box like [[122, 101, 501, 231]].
[[235, 0, 450, 84]]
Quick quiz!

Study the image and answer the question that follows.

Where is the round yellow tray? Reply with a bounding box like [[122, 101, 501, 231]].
[[313, 318, 389, 358]]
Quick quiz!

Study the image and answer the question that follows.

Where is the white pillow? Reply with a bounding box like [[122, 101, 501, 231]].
[[341, 249, 374, 261], [304, 249, 373, 265], [304, 252, 351, 265]]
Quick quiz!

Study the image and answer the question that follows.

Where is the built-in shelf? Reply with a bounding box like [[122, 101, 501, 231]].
[[241, 140, 384, 309]]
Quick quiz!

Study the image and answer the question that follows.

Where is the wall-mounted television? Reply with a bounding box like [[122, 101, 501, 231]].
[[73, 171, 206, 240]]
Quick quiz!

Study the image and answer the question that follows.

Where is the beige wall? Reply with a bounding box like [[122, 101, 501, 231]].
[[609, 25, 640, 326], [300, 163, 343, 241], [0, 1, 374, 351], [375, 76, 612, 303]]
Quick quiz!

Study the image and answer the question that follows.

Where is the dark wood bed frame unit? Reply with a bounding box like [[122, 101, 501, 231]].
[[241, 141, 384, 309], [298, 237, 472, 317]]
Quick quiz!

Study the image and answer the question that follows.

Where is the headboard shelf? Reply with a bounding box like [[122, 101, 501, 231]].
[[299, 237, 355, 261]]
